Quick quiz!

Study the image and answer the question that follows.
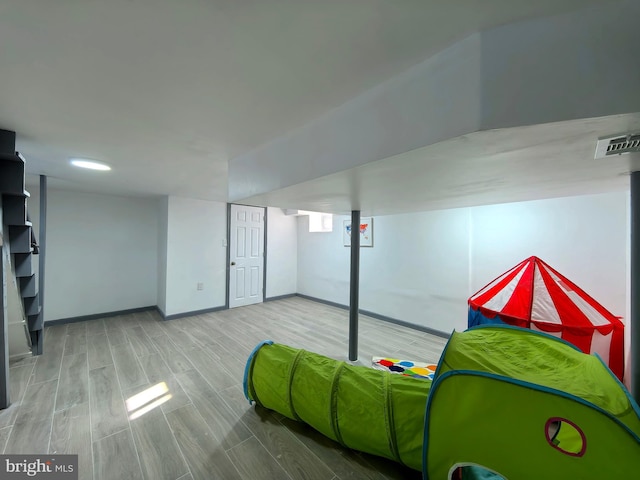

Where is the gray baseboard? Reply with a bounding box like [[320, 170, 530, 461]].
[[265, 293, 297, 302], [295, 294, 347, 311], [42, 295, 450, 340], [295, 293, 451, 339], [45, 306, 157, 326], [162, 305, 227, 321]]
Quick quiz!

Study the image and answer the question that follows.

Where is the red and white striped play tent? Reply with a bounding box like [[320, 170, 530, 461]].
[[468, 256, 625, 380]]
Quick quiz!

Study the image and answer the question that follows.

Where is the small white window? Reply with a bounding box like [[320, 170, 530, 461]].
[[307, 212, 333, 232]]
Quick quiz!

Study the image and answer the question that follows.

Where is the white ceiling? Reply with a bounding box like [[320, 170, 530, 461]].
[[0, 0, 627, 208], [240, 114, 640, 216]]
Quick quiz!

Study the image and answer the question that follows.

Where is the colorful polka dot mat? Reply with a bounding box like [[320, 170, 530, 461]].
[[372, 357, 437, 381]]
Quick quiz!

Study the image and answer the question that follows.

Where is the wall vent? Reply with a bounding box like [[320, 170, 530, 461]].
[[595, 132, 640, 158]]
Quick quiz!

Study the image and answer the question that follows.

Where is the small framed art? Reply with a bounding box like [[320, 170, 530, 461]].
[[343, 217, 373, 247]]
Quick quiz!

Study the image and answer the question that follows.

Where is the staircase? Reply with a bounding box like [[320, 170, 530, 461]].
[[0, 130, 43, 379]]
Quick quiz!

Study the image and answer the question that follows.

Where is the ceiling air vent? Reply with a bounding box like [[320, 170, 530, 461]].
[[595, 132, 640, 158]]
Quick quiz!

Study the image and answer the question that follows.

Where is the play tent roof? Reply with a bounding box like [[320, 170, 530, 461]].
[[468, 256, 624, 380], [425, 326, 640, 480]]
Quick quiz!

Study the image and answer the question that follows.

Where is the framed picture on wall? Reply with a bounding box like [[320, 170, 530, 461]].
[[343, 217, 373, 247]]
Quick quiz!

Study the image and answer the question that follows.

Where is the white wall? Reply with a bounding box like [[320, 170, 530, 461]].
[[266, 208, 297, 298], [298, 210, 470, 332], [360, 210, 470, 333], [297, 215, 349, 306], [470, 194, 627, 316], [29, 188, 159, 321], [471, 192, 630, 386], [164, 196, 227, 317], [298, 192, 628, 336], [27, 192, 295, 320]]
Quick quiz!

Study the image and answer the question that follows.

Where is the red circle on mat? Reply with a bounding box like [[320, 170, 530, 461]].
[[379, 360, 393, 367]]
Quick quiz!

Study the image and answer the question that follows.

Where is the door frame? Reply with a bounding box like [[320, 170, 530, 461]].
[[226, 203, 267, 309]]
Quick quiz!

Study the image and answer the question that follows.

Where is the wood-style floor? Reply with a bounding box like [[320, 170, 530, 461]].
[[0, 297, 448, 480]]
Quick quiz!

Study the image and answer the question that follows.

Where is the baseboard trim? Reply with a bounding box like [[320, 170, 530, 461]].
[[265, 293, 297, 302], [45, 306, 157, 326], [359, 308, 451, 339], [43, 295, 451, 339], [162, 305, 227, 321], [295, 294, 348, 311], [295, 293, 451, 339]]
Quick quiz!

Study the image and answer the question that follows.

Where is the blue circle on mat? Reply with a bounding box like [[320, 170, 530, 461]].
[[398, 361, 414, 367]]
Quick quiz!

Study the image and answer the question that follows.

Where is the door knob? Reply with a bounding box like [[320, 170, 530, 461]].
[[231, 262, 236, 266]]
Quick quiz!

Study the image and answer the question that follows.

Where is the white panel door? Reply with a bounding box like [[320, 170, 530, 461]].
[[229, 204, 265, 308]]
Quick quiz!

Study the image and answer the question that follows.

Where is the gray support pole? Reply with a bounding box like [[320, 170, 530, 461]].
[[37, 175, 47, 355], [0, 198, 9, 409], [262, 207, 267, 302], [0, 130, 14, 407], [631, 172, 640, 401], [349, 210, 361, 361], [225, 203, 231, 309]]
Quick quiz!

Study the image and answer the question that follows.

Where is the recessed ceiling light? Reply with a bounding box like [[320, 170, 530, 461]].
[[70, 158, 111, 171]]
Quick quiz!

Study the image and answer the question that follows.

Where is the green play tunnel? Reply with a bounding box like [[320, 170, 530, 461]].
[[244, 328, 640, 480], [243, 341, 432, 471]]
